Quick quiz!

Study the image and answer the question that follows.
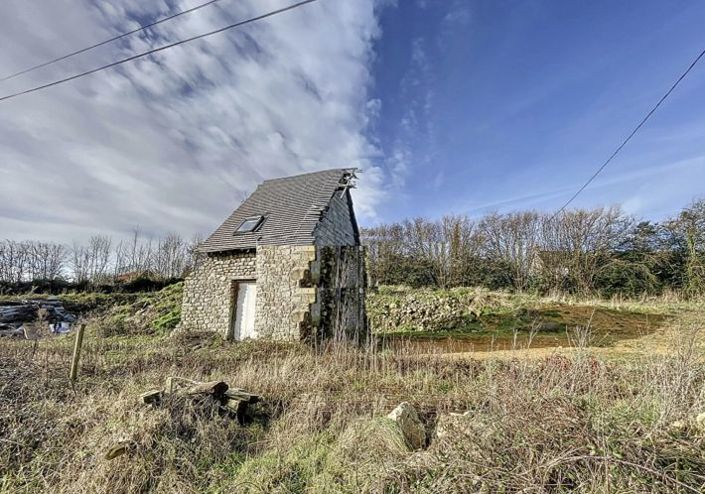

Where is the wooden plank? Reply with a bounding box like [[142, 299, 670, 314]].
[[140, 389, 163, 405], [222, 398, 249, 424], [164, 376, 197, 394], [185, 380, 229, 398], [224, 388, 260, 404]]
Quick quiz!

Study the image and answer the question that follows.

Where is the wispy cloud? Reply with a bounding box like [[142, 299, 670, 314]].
[[387, 35, 436, 189], [0, 0, 387, 242], [455, 154, 705, 219], [442, 0, 471, 29]]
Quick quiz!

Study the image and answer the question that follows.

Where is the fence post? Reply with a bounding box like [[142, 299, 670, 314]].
[[70, 323, 86, 384]]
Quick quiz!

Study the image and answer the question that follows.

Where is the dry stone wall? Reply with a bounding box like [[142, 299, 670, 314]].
[[366, 288, 511, 333]]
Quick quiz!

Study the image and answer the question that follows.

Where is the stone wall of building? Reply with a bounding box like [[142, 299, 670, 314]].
[[310, 246, 368, 345], [180, 245, 365, 343], [180, 251, 256, 336], [254, 245, 317, 340]]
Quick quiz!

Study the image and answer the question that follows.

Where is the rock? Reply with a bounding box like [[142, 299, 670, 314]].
[[387, 402, 425, 450]]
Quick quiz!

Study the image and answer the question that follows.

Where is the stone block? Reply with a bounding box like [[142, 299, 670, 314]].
[[387, 402, 425, 450]]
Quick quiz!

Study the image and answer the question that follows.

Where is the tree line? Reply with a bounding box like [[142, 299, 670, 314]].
[[0, 229, 202, 285], [362, 199, 705, 297], [4, 199, 704, 298]]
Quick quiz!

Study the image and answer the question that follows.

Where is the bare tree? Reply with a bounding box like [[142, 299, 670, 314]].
[[114, 228, 154, 276], [363, 215, 479, 288], [26, 241, 66, 280], [478, 211, 541, 291], [435, 215, 479, 288], [154, 233, 189, 279], [362, 223, 408, 286], [183, 233, 205, 275], [539, 207, 631, 294], [0, 240, 29, 283], [668, 199, 705, 296], [2, 228, 198, 285], [71, 235, 112, 283]]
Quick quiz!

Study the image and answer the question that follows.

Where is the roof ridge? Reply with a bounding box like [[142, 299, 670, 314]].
[[261, 167, 355, 184]]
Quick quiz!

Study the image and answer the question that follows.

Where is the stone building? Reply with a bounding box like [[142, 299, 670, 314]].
[[180, 168, 367, 343]]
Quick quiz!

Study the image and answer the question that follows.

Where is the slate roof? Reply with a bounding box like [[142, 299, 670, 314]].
[[199, 168, 357, 253]]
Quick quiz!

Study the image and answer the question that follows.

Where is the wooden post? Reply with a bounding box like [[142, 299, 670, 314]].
[[69, 323, 86, 384]]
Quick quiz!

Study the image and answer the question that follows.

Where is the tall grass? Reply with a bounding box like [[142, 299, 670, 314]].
[[1, 316, 705, 492]]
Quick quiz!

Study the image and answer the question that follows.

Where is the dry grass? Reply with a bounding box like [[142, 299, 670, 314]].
[[2, 301, 705, 492]]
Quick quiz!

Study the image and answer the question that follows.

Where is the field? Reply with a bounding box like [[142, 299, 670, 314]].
[[2, 285, 705, 493]]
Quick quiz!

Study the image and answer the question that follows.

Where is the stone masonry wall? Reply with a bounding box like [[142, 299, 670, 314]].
[[180, 251, 256, 336], [180, 245, 361, 342], [255, 245, 317, 340]]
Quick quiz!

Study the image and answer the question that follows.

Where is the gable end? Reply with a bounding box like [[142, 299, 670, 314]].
[[313, 188, 360, 246]]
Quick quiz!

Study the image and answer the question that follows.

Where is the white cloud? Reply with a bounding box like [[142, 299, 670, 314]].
[[0, 0, 387, 243]]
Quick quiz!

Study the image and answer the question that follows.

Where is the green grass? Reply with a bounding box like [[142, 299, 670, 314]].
[[91, 282, 183, 337]]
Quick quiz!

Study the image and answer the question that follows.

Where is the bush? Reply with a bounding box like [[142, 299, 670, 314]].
[[595, 260, 659, 298]]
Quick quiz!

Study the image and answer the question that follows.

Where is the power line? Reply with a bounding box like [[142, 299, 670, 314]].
[[0, 0, 319, 103], [551, 46, 705, 220], [0, 0, 225, 83]]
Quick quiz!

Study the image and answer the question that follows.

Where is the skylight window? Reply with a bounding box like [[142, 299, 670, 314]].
[[235, 216, 264, 234]]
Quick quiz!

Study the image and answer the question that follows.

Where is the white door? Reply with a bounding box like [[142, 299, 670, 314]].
[[232, 281, 257, 340]]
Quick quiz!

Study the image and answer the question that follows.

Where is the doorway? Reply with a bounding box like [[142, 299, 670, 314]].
[[229, 280, 257, 340]]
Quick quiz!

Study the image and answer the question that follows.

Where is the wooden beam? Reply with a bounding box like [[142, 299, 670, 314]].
[[69, 323, 86, 384]]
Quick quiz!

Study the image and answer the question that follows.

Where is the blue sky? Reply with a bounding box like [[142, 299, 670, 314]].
[[0, 0, 704, 243], [369, 0, 705, 222]]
